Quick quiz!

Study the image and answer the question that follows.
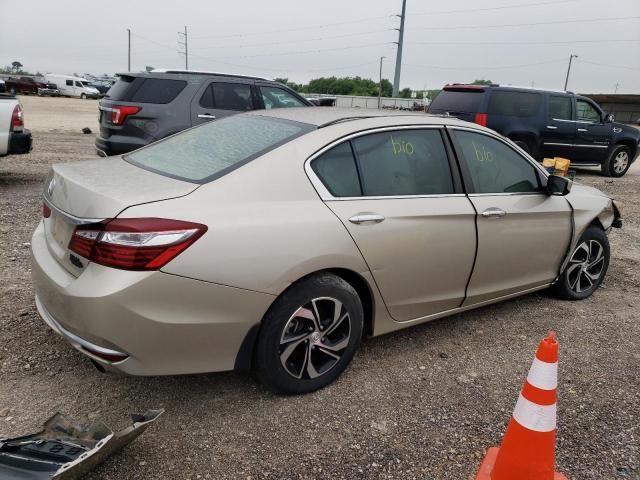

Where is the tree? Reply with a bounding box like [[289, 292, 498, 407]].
[[472, 79, 493, 85], [11, 61, 23, 73], [398, 87, 413, 98]]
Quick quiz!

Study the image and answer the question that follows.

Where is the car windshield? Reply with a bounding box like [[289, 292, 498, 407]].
[[126, 115, 313, 183]]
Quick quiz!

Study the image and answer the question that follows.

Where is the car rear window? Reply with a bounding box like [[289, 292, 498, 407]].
[[106, 76, 187, 104], [126, 115, 313, 183], [488, 91, 542, 117], [429, 89, 484, 112]]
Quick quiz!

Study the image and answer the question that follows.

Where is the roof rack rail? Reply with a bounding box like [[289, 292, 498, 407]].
[[318, 116, 380, 128], [148, 69, 271, 81]]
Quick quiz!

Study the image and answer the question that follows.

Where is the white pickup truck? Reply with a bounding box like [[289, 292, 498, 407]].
[[0, 93, 32, 156]]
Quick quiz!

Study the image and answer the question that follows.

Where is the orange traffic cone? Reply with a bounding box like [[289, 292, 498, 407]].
[[475, 331, 568, 480]]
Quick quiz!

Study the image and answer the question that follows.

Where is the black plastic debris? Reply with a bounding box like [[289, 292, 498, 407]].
[[0, 409, 163, 479], [81, 128, 92, 134]]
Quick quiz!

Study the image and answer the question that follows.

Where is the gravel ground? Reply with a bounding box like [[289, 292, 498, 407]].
[[0, 96, 639, 479]]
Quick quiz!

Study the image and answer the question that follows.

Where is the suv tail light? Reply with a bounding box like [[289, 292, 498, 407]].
[[111, 105, 141, 125], [10, 104, 23, 132], [68, 218, 207, 271], [474, 113, 488, 127]]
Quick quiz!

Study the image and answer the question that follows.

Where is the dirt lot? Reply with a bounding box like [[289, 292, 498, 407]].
[[1, 95, 639, 479]]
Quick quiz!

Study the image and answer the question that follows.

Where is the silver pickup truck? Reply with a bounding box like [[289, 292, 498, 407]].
[[0, 93, 32, 156]]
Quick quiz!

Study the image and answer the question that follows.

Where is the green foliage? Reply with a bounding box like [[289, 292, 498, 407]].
[[472, 79, 493, 85], [276, 76, 396, 97], [398, 87, 413, 98], [0, 61, 29, 75]]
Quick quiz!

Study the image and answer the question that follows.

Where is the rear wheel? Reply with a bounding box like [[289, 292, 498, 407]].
[[80, 93, 87, 100], [253, 273, 363, 394], [552, 226, 609, 300], [602, 145, 631, 177]]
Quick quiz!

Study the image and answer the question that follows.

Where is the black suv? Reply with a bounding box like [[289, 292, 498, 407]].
[[428, 84, 640, 177], [96, 70, 312, 156]]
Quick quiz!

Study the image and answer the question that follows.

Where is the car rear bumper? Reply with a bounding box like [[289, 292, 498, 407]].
[[30, 220, 275, 375], [95, 134, 148, 156], [9, 129, 32, 154]]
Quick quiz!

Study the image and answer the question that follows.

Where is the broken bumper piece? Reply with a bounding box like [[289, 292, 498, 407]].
[[0, 409, 163, 479]]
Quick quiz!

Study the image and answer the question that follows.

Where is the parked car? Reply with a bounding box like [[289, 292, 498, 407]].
[[4, 76, 59, 96], [44, 74, 101, 99], [95, 69, 312, 156], [428, 84, 640, 177], [88, 80, 112, 97], [0, 79, 5, 94], [0, 92, 32, 156], [32, 109, 621, 393]]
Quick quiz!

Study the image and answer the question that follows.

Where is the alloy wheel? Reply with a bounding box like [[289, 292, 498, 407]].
[[613, 151, 629, 175], [566, 240, 606, 294], [279, 297, 351, 380]]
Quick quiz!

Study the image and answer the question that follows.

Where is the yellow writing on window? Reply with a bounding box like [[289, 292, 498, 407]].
[[472, 141, 494, 162], [390, 135, 415, 156]]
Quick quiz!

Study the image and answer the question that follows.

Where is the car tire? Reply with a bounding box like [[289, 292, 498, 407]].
[[601, 145, 631, 177], [9, 87, 15, 95], [80, 93, 87, 100], [253, 272, 363, 394], [552, 226, 610, 301]]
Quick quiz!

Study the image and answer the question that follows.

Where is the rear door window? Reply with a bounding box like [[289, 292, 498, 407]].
[[65, 80, 73, 86], [129, 78, 187, 104], [488, 91, 542, 117], [352, 129, 454, 196], [429, 89, 484, 112], [126, 115, 312, 183], [548, 95, 572, 121], [200, 82, 254, 111]]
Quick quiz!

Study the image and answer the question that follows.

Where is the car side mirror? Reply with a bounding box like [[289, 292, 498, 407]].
[[547, 174, 572, 196], [604, 113, 614, 123]]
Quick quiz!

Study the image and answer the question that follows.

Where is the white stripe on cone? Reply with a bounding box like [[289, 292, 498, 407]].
[[527, 357, 558, 390], [512, 394, 557, 432]]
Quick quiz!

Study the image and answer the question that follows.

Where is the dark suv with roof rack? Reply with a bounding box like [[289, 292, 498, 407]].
[[428, 84, 640, 177], [96, 70, 312, 156]]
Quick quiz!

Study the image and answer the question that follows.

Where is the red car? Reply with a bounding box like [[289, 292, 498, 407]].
[[5, 76, 59, 96]]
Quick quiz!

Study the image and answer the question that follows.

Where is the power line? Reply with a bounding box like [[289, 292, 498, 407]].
[[411, 0, 578, 17], [408, 16, 640, 31], [575, 59, 640, 71], [190, 28, 394, 51], [412, 39, 640, 46], [190, 15, 395, 40], [405, 58, 567, 71]]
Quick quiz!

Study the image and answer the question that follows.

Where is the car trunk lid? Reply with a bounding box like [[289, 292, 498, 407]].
[[43, 157, 198, 276]]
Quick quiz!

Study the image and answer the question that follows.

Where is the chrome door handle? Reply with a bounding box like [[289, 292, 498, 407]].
[[546, 125, 558, 130], [577, 128, 587, 132], [481, 208, 506, 219], [198, 114, 216, 119], [348, 213, 385, 225]]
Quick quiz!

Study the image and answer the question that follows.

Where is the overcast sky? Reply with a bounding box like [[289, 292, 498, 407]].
[[1, 0, 639, 93]]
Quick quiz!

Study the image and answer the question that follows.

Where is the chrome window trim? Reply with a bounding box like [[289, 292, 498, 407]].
[[304, 124, 463, 201], [43, 195, 104, 225], [551, 117, 596, 125]]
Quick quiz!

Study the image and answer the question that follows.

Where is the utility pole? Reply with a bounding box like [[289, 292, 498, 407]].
[[378, 56, 385, 109], [127, 29, 131, 72], [614, 82, 619, 94], [392, 0, 407, 97], [178, 26, 188, 70], [563, 54, 578, 91]]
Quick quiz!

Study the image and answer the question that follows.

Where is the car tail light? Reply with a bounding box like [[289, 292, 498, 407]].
[[474, 113, 488, 127], [111, 105, 141, 125], [10, 104, 23, 132], [43, 203, 51, 218], [68, 218, 207, 271]]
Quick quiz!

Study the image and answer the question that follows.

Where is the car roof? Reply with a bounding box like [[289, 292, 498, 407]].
[[443, 83, 572, 95], [249, 107, 478, 129]]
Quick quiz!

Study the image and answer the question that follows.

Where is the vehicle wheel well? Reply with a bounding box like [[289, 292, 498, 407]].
[[589, 217, 605, 230], [325, 268, 374, 337], [614, 140, 636, 157], [234, 268, 375, 372]]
